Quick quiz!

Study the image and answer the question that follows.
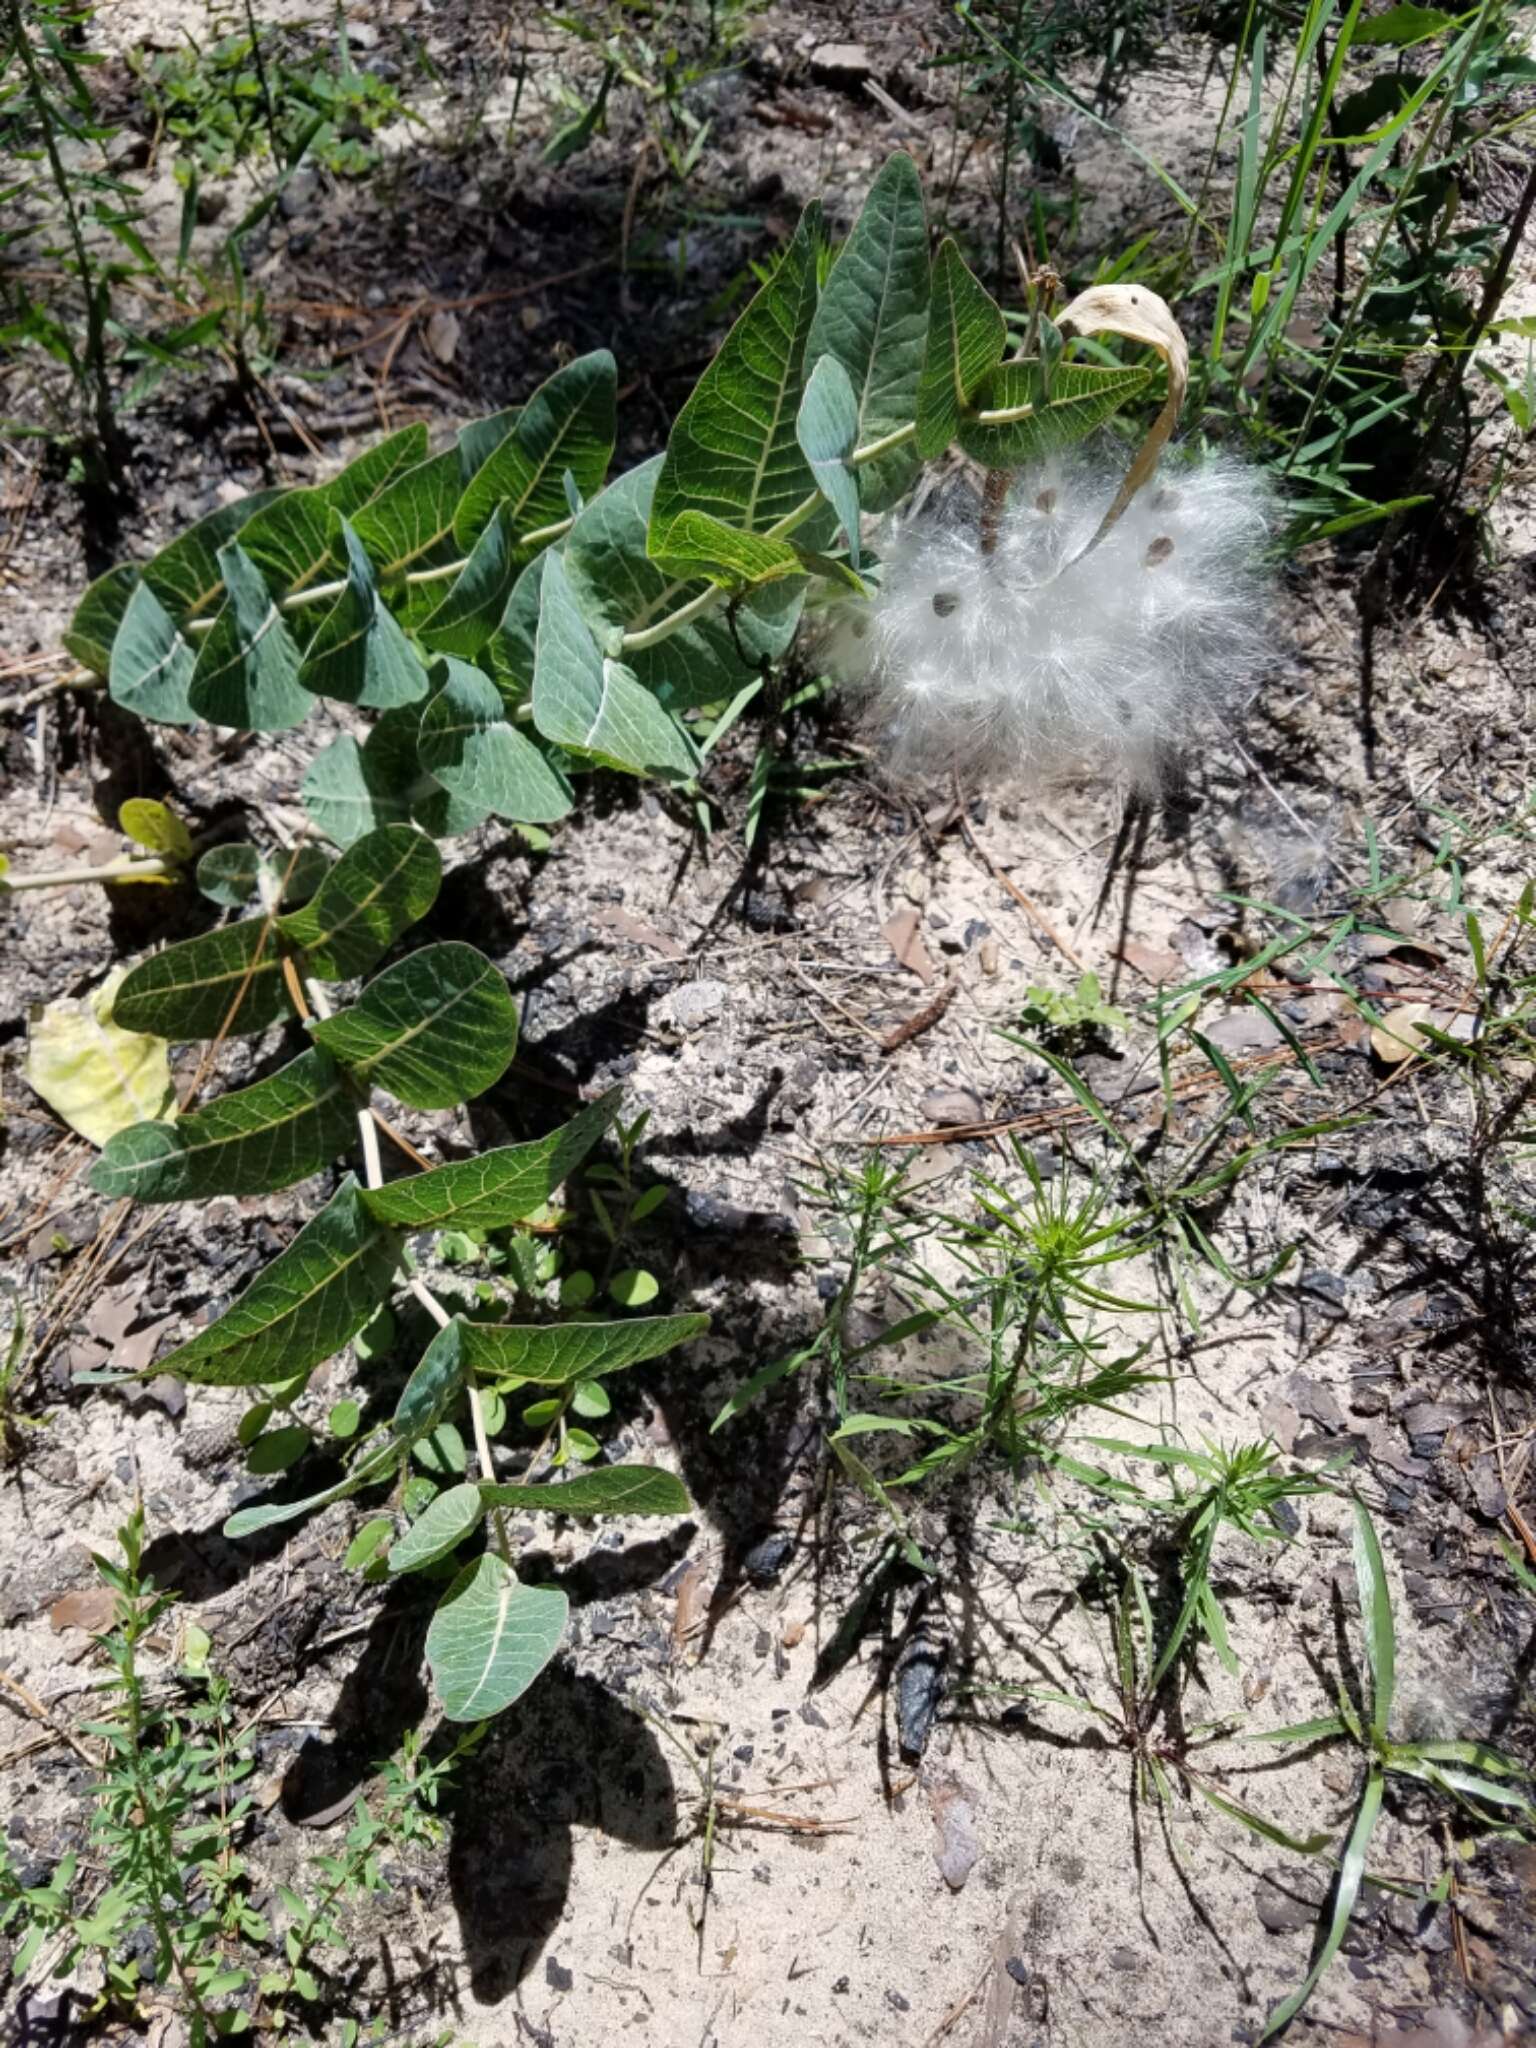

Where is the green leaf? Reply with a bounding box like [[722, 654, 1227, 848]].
[[609, 1267, 658, 1307], [239, 486, 340, 601], [388, 1480, 484, 1574], [956, 359, 1152, 468], [1352, 1499, 1396, 1743], [649, 510, 807, 588], [426, 1554, 567, 1720], [111, 916, 289, 1040], [563, 457, 801, 713], [195, 842, 329, 911], [239, 429, 430, 599], [329, 1398, 362, 1438], [416, 659, 572, 825], [118, 796, 194, 859], [531, 552, 698, 783], [109, 580, 197, 726], [140, 489, 285, 626], [298, 520, 431, 709], [246, 1424, 313, 1475], [417, 508, 523, 658], [649, 205, 824, 548], [223, 1433, 398, 1539], [350, 446, 466, 606], [344, 1516, 394, 1569], [312, 942, 518, 1109], [156, 1177, 399, 1386], [485, 553, 545, 703], [806, 152, 929, 510], [188, 543, 312, 732], [796, 355, 862, 568], [90, 1047, 356, 1201], [393, 1317, 468, 1439], [455, 405, 523, 476], [915, 238, 1006, 460], [1260, 1766, 1384, 2041], [480, 1466, 689, 1516], [302, 725, 419, 848], [1188, 1780, 1333, 1856], [458, 1310, 709, 1387], [453, 350, 617, 552], [66, 562, 139, 676], [277, 824, 441, 981], [1354, 3, 1454, 41], [359, 1089, 621, 1230], [321, 422, 431, 516]]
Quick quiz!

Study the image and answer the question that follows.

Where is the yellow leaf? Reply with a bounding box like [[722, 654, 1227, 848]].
[[1056, 282, 1189, 557], [23, 966, 176, 1147], [119, 798, 194, 864]]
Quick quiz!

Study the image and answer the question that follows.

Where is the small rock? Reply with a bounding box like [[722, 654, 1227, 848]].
[[1468, 1457, 1508, 1520], [810, 41, 871, 81], [279, 169, 320, 221], [1289, 1372, 1346, 1429], [743, 1531, 793, 1586], [1255, 1869, 1322, 1934], [544, 1956, 573, 1993], [1401, 1401, 1465, 1435], [1298, 1269, 1350, 1317], [657, 979, 730, 1033], [424, 308, 461, 363], [920, 1085, 985, 1126], [105, 128, 150, 171], [1349, 1379, 1391, 1416], [928, 1774, 980, 1890]]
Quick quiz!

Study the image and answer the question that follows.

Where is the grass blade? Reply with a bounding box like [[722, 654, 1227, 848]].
[[1351, 1500, 1396, 1743], [1260, 1763, 1384, 2041]]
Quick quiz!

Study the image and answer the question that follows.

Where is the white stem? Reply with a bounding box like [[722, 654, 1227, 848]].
[[2, 854, 173, 891]]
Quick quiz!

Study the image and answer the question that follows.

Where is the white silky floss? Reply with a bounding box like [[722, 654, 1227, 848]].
[[828, 449, 1274, 790]]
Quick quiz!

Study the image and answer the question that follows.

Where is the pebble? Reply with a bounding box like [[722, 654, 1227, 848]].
[[920, 1085, 985, 1126], [810, 41, 871, 81], [656, 979, 730, 1033], [743, 1530, 794, 1585]]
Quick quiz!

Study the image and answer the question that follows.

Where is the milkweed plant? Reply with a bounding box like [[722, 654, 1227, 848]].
[[11, 152, 1274, 1728]]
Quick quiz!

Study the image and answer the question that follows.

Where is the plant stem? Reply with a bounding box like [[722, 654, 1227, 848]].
[[0, 668, 103, 719], [6, 0, 119, 475], [2, 854, 174, 891], [313, 964, 513, 1555]]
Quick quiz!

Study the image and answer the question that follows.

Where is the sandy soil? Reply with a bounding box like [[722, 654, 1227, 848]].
[[2, 5, 1535, 2047]]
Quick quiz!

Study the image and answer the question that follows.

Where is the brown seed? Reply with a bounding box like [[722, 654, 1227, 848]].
[[932, 591, 960, 617], [1145, 535, 1174, 567], [1035, 488, 1057, 514]]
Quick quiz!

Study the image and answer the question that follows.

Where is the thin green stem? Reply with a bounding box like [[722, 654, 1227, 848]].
[[6, 0, 118, 468]]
